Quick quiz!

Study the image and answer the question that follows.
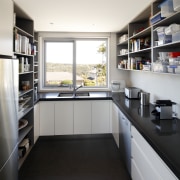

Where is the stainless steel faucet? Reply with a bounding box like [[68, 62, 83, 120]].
[[73, 85, 83, 94]]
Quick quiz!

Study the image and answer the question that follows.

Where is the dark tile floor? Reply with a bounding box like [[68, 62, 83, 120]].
[[19, 134, 131, 180]]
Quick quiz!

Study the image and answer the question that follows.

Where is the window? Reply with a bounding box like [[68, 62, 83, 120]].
[[43, 38, 108, 89]]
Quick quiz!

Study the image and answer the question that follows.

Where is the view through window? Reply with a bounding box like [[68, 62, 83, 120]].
[[44, 39, 107, 88]]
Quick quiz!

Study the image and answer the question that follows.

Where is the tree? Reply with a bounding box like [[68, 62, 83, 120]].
[[97, 43, 106, 64]]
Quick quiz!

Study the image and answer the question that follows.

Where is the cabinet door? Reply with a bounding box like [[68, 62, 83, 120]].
[[0, 0, 13, 56], [39, 101, 55, 136], [34, 102, 40, 143], [112, 102, 119, 147], [92, 100, 110, 134], [131, 158, 144, 180], [74, 101, 91, 134], [131, 126, 178, 180], [55, 101, 73, 135]]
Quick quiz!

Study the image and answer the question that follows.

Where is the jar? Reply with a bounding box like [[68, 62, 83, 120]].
[[22, 81, 30, 90]]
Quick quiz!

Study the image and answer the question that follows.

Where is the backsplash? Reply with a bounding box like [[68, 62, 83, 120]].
[[129, 71, 180, 118]]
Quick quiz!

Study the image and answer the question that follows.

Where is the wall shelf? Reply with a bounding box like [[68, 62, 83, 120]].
[[116, 0, 180, 75]]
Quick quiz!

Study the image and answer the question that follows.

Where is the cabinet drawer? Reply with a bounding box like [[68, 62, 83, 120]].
[[131, 158, 143, 180], [131, 137, 161, 180], [131, 126, 178, 180]]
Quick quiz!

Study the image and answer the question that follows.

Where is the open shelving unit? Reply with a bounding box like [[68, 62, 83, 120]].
[[116, 0, 180, 75], [14, 3, 35, 170]]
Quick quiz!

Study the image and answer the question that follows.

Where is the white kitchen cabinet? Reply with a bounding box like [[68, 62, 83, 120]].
[[39, 101, 55, 136], [39, 100, 111, 135], [74, 101, 92, 134], [131, 126, 178, 180], [0, 0, 13, 56], [112, 102, 119, 147], [131, 158, 144, 180], [34, 102, 40, 143], [55, 101, 73, 135], [92, 100, 110, 134]]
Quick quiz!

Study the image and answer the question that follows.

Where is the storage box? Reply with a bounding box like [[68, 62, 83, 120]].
[[119, 34, 128, 43], [159, 0, 175, 17], [169, 57, 178, 65], [120, 49, 128, 55], [167, 65, 176, 73], [152, 62, 168, 73], [159, 52, 169, 61], [175, 66, 180, 73], [150, 12, 164, 25], [173, 0, 180, 11], [172, 31, 180, 42], [142, 64, 151, 71], [155, 26, 172, 44], [165, 24, 180, 35]]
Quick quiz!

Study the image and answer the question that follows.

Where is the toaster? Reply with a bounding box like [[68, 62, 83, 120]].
[[125, 87, 141, 99]]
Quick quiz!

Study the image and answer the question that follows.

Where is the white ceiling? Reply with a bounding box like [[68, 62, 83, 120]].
[[13, 0, 154, 32]]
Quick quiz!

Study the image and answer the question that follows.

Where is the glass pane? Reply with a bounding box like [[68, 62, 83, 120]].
[[45, 42, 73, 87], [76, 40, 107, 87]]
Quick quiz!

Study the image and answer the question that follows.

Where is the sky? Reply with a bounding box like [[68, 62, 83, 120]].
[[46, 40, 106, 64]]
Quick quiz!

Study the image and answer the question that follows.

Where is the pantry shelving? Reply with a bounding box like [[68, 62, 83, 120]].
[[116, 0, 180, 74], [14, 3, 35, 170]]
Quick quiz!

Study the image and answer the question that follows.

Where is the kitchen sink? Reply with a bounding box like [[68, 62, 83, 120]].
[[58, 92, 90, 97], [75, 92, 90, 97], [58, 92, 74, 97]]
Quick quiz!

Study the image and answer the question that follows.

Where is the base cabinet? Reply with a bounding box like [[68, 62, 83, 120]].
[[92, 100, 110, 134], [39, 100, 110, 135], [131, 158, 144, 180], [40, 101, 55, 136], [34, 102, 40, 143], [131, 126, 178, 180], [55, 101, 73, 135], [74, 101, 91, 134]]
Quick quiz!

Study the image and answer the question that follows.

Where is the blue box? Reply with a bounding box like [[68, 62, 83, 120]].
[[150, 12, 164, 25]]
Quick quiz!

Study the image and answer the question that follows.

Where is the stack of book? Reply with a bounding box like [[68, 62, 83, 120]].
[[14, 30, 32, 55]]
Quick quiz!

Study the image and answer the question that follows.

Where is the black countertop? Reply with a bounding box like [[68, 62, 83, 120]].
[[112, 92, 180, 179], [38, 91, 180, 178]]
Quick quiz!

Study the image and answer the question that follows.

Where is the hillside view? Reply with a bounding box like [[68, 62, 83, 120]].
[[45, 63, 106, 87]]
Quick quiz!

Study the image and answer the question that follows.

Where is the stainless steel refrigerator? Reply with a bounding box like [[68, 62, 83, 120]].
[[0, 58, 18, 180]]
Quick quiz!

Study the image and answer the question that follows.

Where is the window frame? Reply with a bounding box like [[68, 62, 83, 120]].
[[40, 37, 109, 92]]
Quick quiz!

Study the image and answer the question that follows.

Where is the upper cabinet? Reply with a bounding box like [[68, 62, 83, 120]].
[[117, 0, 180, 75], [0, 0, 13, 56]]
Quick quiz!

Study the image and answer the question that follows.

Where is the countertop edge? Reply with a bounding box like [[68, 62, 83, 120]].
[[112, 93, 180, 179]]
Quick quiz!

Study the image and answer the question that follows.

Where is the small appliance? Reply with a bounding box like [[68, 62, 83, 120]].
[[140, 92, 150, 105], [125, 87, 141, 99], [151, 100, 174, 119]]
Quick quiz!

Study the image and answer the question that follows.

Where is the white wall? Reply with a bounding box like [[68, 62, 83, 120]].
[[110, 33, 180, 118], [129, 71, 180, 118], [109, 33, 130, 86]]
